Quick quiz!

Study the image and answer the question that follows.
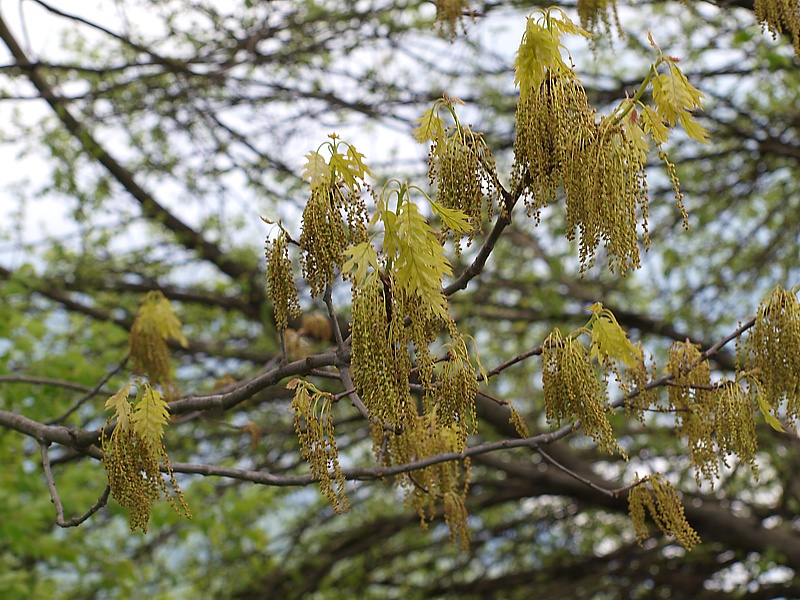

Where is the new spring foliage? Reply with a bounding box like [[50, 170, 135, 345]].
[[103, 292, 190, 532], [267, 10, 800, 554]]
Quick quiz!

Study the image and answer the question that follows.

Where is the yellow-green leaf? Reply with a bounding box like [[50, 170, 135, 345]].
[[587, 302, 643, 369], [430, 201, 472, 233], [651, 64, 705, 134], [641, 105, 670, 145], [413, 106, 446, 143], [302, 150, 330, 189], [132, 384, 170, 452], [678, 112, 710, 144], [623, 113, 650, 163], [150, 293, 188, 348], [514, 18, 565, 95], [756, 395, 785, 433], [346, 145, 372, 179], [392, 200, 452, 320], [105, 382, 133, 431], [342, 241, 379, 285]]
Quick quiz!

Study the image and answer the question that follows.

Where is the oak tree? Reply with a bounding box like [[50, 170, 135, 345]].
[[1, 0, 799, 598]]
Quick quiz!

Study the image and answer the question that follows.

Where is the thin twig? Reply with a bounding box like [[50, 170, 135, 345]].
[[0, 375, 114, 396], [48, 354, 129, 425], [323, 284, 371, 420], [482, 344, 544, 380], [40, 442, 110, 527], [538, 448, 620, 498]]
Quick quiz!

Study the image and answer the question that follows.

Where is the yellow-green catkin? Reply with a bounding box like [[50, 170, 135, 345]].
[[431, 332, 478, 448], [513, 72, 596, 217], [289, 379, 349, 513], [577, 0, 620, 36], [435, 0, 471, 40], [667, 340, 717, 484], [300, 183, 367, 297], [715, 381, 759, 478], [430, 126, 497, 252], [101, 423, 190, 533], [563, 117, 649, 274], [628, 474, 701, 550], [742, 285, 800, 425], [542, 329, 620, 454], [265, 231, 301, 330], [403, 411, 472, 550], [350, 274, 415, 453], [129, 291, 182, 386], [514, 70, 651, 273], [754, 0, 800, 54]]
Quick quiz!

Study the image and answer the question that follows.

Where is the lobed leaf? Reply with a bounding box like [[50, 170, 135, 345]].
[[132, 384, 170, 453], [587, 303, 643, 369], [756, 394, 785, 432], [302, 151, 330, 189], [413, 106, 447, 143], [342, 241, 380, 286], [104, 382, 133, 431], [430, 201, 473, 233]]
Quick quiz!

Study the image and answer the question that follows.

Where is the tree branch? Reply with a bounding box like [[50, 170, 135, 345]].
[[0, 12, 263, 302], [40, 442, 110, 527], [47, 355, 129, 425]]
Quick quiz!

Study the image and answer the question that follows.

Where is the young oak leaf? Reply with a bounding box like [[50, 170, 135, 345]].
[[587, 302, 643, 369], [756, 394, 786, 433], [132, 384, 170, 454], [413, 106, 447, 143], [346, 145, 372, 180], [150, 293, 188, 349], [640, 105, 670, 145], [342, 241, 380, 286], [678, 112, 710, 144], [329, 148, 369, 192], [514, 11, 590, 96], [393, 201, 452, 320], [623, 109, 650, 163], [430, 201, 473, 233], [514, 18, 564, 95], [105, 382, 133, 431], [302, 150, 330, 189], [651, 65, 709, 144]]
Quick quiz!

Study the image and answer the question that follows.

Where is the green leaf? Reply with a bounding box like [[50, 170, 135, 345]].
[[342, 241, 379, 285], [623, 111, 650, 163], [430, 201, 472, 233], [413, 106, 446, 143], [302, 150, 330, 189], [132, 384, 170, 452], [587, 303, 643, 369], [651, 64, 707, 143], [392, 201, 452, 320], [346, 145, 372, 179], [756, 395, 785, 433], [514, 18, 564, 95], [329, 148, 363, 192], [678, 111, 710, 144], [640, 105, 670, 145], [150, 293, 189, 348], [105, 382, 133, 431]]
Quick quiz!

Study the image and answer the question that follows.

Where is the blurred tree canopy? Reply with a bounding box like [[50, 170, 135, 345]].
[[1, 0, 800, 598]]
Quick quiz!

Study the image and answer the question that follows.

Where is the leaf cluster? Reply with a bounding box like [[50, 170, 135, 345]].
[[129, 290, 188, 393], [102, 380, 190, 532]]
